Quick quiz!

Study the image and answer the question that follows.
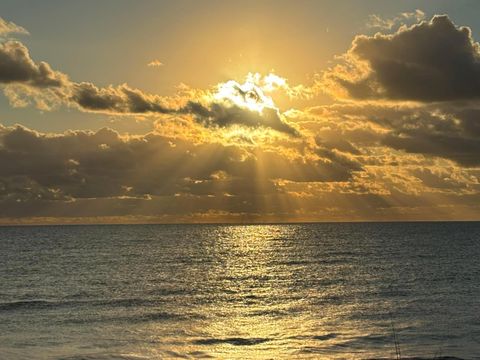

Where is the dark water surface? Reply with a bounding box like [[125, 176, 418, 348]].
[[0, 223, 479, 359]]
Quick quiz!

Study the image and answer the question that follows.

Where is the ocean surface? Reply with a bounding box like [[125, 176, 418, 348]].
[[0, 223, 479, 359]]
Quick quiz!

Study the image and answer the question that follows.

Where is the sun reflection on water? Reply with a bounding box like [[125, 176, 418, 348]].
[[176, 225, 341, 359], [139, 224, 412, 359], [192, 225, 304, 358]]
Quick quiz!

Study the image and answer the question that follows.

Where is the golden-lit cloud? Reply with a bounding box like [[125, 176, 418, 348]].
[[0, 16, 29, 36], [147, 59, 163, 67], [0, 122, 364, 221], [366, 9, 425, 31], [182, 77, 299, 136]]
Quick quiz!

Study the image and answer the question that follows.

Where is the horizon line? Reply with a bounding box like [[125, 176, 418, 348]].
[[1, 219, 480, 227]]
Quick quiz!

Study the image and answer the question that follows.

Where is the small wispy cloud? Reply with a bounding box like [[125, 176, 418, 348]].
[[147, 59, 163, 67], [0, 17, 29, 36], [366, 9, 425, 31]]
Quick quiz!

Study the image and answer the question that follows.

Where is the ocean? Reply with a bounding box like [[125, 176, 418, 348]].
[[0, 223, 479, 359]]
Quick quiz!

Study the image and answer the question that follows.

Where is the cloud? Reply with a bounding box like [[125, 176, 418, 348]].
[[0, 39, 172, 114], [0, 34, 69, 110], [0, 123, 361, 217], [310, 102, 480, 167], [0, 41, 67, 87], [0, 15, 301, 139], [71, 82, 172, 114], [0, 120, 478, 222], [324, 15, 480, 102], [183, 79, 299, 136], [0, 35, 298, 135], [315, 14, 480, 167], [70, 80, 299, 135], [1, 15, 480, 222], [0, 17, 29, 36], [183, 101, 299, 136], [366, 10, 425, 30], [382, 124, 480, 167], [147, 59, 163, 67], [0, 19, 300, 137]]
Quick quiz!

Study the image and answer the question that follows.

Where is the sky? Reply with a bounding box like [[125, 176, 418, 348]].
[[1, 0, 480, 224]]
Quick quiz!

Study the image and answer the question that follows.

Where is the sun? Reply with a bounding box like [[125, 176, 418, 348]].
[[213, 76, 278, 114]]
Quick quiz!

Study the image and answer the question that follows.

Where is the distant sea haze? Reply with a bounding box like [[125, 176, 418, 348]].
[[0, 223, 479, 359]]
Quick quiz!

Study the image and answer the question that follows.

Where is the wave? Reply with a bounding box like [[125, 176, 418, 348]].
[[64, 310, 205, 325], [158, 350, 213, 359], [284, 333, 338, 342], [312, 333, 338, 341], [192, 337, 270, 346], [0, 298, 168, 312], [57, 354, 149, 360], [0, 300, 56, 311]]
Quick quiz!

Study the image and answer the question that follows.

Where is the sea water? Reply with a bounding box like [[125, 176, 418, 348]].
[[1, 223, 479, 359]]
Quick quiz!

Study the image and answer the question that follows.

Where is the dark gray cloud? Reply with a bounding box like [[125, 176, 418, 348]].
[[70, 83, 299, 135], [373, 105, 480, 166], [321, 103, 480, 166], [331, 15, 480, 102], [183, 101, 299, 136], [71, 82, 172, 114], [0, 41, 66, 87], [382, 128, 480, 167]]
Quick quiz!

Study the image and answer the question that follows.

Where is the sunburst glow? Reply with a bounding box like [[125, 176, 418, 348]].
[[214, 76, 278, 114]]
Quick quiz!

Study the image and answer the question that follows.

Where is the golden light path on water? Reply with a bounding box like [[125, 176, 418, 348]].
[[194, 225, 312, 359], [128, 225, 413, 359]]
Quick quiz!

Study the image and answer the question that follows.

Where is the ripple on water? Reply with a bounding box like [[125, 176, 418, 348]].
[[192, 337, 271, 346]]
